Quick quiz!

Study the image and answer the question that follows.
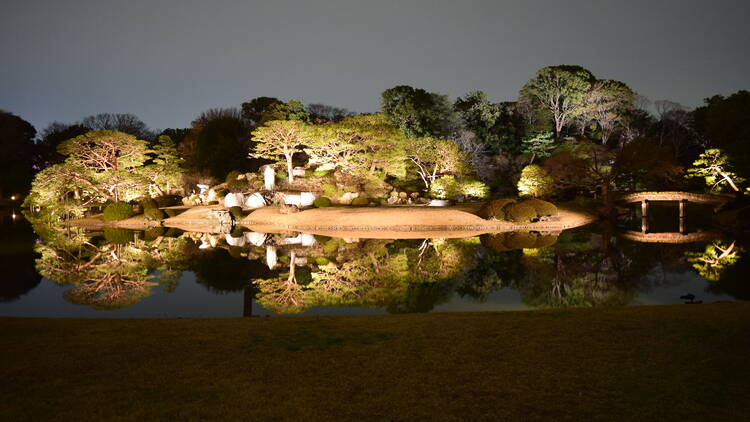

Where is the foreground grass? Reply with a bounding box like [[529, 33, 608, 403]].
[[2, 304, 749, 422]]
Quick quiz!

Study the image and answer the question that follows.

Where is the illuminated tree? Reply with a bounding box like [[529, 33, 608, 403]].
[[686, 241, 741, 281], [519, 65, 595, 137], [405, 137, 469, 190], [579, 80, 636, 143], [686, 148, 744, 193], [521, 131, 555, 164], [250, 120, 311, 183], [517, 164, 554, 198]]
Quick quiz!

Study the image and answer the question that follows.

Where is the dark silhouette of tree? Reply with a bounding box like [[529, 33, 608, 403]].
[[79, 113, 154, 140], [241, 96, 283, 126], [305, 103, 355, 123], [692, 90, 750, 178], [36, 122, 89, 167], [454, 91, 524, 154], [0, 110, 37, 197]]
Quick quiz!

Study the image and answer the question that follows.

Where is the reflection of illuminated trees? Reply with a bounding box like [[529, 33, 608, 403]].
[[686, 241, 741, 281], [254, 238, 479, 314], [33, 224, 194, 309]]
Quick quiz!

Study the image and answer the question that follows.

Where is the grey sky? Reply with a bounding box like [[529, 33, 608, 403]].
[[2, 0, 748, 132]]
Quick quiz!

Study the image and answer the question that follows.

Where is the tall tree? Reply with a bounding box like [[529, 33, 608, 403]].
[[380, 85, 457, 138], [0, 110, 37, 197], [519, 65, 595, 138], [241, 97, 284, 126], [182, 108, 254, 179], [36, 122, 89, 167], [454, 91, 524, 154], [692, 90, 750, 178], [580, 80, 636, 144]]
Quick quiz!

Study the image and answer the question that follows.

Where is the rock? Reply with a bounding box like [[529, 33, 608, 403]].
[[410, 192, 420, 198], [245, 231, 267, 246], [283, 193, 301, 206], [245, 192, 266, 209], [292, 167, 306, 177], [398, 192, 408, 199], [387, 196, 400, 205], [428, 199, 452, 207], [224, 192, 245, 208], [295, 257, 308, 265], [300, 233, 316, 246], [206, 189, 218, 203], [299, 192, 316, 207], [390, 190, 399, 198], [197, 184, 210, 195], [225, 234, 246, 247], [279, 204, 299, 214], [207, 209, 233, 226], [264, 166, 275, 191], [339, 192, 359, 204]]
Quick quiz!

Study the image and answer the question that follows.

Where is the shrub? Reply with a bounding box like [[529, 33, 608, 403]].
[[315, 257, 330, 265], [165, 209, 178, 217], [479, 233, 511, 251], [228, 206, 244, 220], [504, 231, 539, 249], [351, 197, 369, 206], [140, 198, 158, 211], [103, 227, 135, 244], [143, 227, 165, 242], [312, 169, 330, 177], [102, 202, 134, 221], [517, 164, 554, 198], [228, 246, 243, 259], [429, 175, 459, 199], [144, 206, 165, 221], [230, 225, 246, 238], [458, 178, 490, 199], [504, 202, 537, 223], [225, 170, 241, 185], [522, 198, 558, 217], [155, 195, 182, 208], [322, 183, 338, 197], [226, 170, 247, 192], [313, 197, 332, 208], [479, 199, 516, 220]]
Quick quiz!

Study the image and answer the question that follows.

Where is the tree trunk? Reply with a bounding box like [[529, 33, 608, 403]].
[[720, 172, 740, 192]]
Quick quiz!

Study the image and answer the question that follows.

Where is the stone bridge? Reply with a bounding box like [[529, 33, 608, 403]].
[[620, 230, 723, 244]]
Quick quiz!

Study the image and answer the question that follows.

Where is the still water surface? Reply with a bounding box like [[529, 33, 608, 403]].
[[0, 206, 746, 318]]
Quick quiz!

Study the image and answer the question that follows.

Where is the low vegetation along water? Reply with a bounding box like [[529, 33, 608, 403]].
[[0, 204, 746, 318]]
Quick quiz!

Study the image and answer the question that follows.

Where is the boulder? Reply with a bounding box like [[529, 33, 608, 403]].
[[224, 192, 245, 208], [428, 199, 452, 207], [245, 192, 266, 209], [245, 231, 267, 246], [292, 167, 306, 177], [299, 192, 316, 207], [266, 245, 278, 269], [387, 196, 400, 205], [283, 193, 302, 206], [300, 233, 317, 246], [225, 234, 246, 247]]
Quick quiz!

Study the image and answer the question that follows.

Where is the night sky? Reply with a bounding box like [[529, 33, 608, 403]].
[[2, 0, 748, 132]]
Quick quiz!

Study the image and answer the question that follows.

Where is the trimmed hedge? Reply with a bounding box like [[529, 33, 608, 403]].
[[504, 202, 537, 223], [228, 206, 244, 220], [103, 227, 134, 244], [313, 197, 332, 208], [144, 207, 166, 221], [351, 197, 369, 206], [102, 202, 134, 222], [523, 198, 558, 217], [479, 199, 516, 220]]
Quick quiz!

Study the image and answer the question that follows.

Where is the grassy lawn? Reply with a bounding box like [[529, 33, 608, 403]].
[[2, 303, 749, 421]]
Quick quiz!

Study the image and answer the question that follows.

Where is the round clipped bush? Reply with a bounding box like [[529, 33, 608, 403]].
[[479, 233, 511, 251], [144, 206, 165, 221], [315, 257, 330, 265], [228, 246, 244, 259], [504, 201, 537, 223], [140, 197, 158, 210], [351, 197, 369, 206], [155, 195, 182, 208], [504, 231, 540, 249], [429, 175, 459, 199], [143, 227, 165, 242], [457, 177, 490, 200], [517, 164, 554, 198], [228, 206, 244, 220], [313, 197, 332, 208], [479, 199, 516, 220], [103, 227, 135, 244], [522, 198, 558, 218], [102, 202, 134, 222]]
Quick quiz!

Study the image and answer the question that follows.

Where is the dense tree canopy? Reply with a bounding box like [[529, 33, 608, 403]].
[[381, 85, 457, 138], [0, 110, 37, 197]]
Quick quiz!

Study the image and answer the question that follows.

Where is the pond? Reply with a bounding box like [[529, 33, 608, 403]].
[[0, 204, 747, 318]]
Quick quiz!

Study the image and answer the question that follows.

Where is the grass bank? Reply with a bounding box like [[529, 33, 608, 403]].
[[2, 303, 749, 421]]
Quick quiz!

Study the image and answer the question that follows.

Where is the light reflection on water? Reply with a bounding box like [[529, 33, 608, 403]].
[[0, 206, 745, 318]]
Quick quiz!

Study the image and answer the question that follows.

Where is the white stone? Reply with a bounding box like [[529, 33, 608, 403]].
[[300, 233, 317, 246], [299, 192, 316, 207], [245, 192, 266, 209], [224, 192, 245, 208], [266, 245, 277, 269], [225, 234, 246, 247], [245, 231, 267, 246], [282, 234, 302, 245], [428, 199, 452, 207], [197, 184, 210, 195], [264, 166, 275, 191], [206, 189, 218, 203], [292, 167, 306, 177], [283, 194, 301, 206]]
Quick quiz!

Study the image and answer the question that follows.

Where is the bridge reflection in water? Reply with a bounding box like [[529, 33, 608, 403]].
[[619, 191, 728, 243]]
